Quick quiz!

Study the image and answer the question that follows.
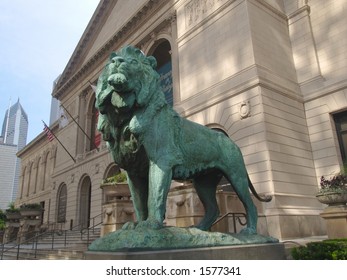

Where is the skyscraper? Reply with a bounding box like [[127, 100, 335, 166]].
[[0, 99, 28, 210]]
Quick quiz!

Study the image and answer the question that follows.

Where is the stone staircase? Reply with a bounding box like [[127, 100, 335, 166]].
[[1, 228, 101, 260]]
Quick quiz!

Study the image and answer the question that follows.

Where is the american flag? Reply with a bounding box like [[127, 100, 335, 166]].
[[43, 123, 54, 142]]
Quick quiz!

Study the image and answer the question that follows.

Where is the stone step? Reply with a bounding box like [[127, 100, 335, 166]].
[[1, 228, 101, 260], [2, 247, 86, 260]]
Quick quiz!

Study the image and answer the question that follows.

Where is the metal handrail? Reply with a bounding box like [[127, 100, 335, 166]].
[[211, 212, 247, 233], [80, 216, 103, 245], [0, 213, 103, 260]]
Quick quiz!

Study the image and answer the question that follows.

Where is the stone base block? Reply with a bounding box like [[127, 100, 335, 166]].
[[85, 243, 286, 260], [320, 205, 347, 239]]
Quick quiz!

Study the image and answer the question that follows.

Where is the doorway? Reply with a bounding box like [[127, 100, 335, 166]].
[[79, 176, 92, 229]]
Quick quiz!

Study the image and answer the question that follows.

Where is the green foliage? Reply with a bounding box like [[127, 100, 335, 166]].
[[342, 162, 347, 175], [103, 172, 127, 184], [0, 209, 6, 230], [5, 201, 20, 213], [0, 209, 6, 220], [291, 239, 347, 260], [19, 203, 42, 210]]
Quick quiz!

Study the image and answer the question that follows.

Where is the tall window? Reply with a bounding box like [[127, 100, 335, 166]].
[[334, 111, 347, 162], [57, 184, 67, 223], [151, 40, 173, 106]]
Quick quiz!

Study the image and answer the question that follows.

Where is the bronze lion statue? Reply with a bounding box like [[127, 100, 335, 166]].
[[96, 46, 271, 234]]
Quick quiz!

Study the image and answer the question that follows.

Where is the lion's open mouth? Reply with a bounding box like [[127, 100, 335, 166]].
[[111, 90, 136, 112]]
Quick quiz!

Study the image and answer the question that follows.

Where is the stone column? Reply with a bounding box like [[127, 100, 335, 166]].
[[287, 1, 324, 93]]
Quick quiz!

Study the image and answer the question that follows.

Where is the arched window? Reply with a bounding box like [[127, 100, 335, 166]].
[[44, 151, 52, 190], [104, 163, 121, 180], [150, 40, 173, 106], [28, 162, 35, 195], [57, 184, 67, 223], [20, 166, 27, 199], [36, 157, 42, 192]]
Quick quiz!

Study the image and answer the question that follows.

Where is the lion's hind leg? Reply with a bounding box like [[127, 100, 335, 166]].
[[193, 170, 223, 231], [225, 169, 258, 235]]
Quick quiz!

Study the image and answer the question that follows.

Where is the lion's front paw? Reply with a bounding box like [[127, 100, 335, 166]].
[[136, 219, 163, 230], [122, 221, 137, 230]]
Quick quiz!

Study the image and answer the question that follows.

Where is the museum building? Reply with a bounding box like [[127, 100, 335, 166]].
[[15, 0, 347, 240]]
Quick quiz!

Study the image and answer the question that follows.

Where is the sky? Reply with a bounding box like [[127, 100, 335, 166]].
[[0, 0, 100, 144]]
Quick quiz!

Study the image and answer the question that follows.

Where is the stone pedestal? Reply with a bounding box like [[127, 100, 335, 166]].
[[166, 184, 247, 233], [3, 223, 20, 243], [85, 243, 286, 260], [16, 209, 43, 243], [18, 218, 42, 243], [4, 212, 22, 243], [100, 182, 135, 236], [101, 200, 135, 236], [320, 205, 347, 239]]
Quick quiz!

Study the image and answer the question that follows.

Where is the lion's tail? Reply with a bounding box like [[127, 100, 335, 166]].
[[247, 175, 272, 202]]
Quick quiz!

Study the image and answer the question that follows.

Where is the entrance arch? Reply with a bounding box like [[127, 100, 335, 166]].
[[78, 175, 92, 229]]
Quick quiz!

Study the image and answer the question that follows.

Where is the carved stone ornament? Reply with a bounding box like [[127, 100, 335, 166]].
[[70, 174, 75, 183], [239, 100, 251, 119]]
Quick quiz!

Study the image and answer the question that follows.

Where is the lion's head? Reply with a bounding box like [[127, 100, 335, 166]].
[[95, 46, 160, 115]]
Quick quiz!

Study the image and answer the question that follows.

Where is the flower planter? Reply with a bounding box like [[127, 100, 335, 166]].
[[100, 182, 130, 203], [19, 209, 42, 219], [5, 212, 22, 221], [316, 192, 347, 206]]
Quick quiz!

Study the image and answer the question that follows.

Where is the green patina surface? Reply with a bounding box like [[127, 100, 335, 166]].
[[93, 45, 273, 250], [89, 227, 278, 252]]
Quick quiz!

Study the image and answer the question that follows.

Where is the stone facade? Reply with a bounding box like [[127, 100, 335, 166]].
[[16, 0, 347, 240]]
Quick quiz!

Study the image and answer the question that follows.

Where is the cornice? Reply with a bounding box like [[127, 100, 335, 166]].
[[53, 0, 166, 100], [54, 0, 113, 93]]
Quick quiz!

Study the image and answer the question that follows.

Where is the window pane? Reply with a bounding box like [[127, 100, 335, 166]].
[[334, 111, 347, 162]]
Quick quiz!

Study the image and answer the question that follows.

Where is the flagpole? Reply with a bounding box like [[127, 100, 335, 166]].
[[88, 81, 97, 93], [42, 120, 76, 163], [60, 103, 99, 151]]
